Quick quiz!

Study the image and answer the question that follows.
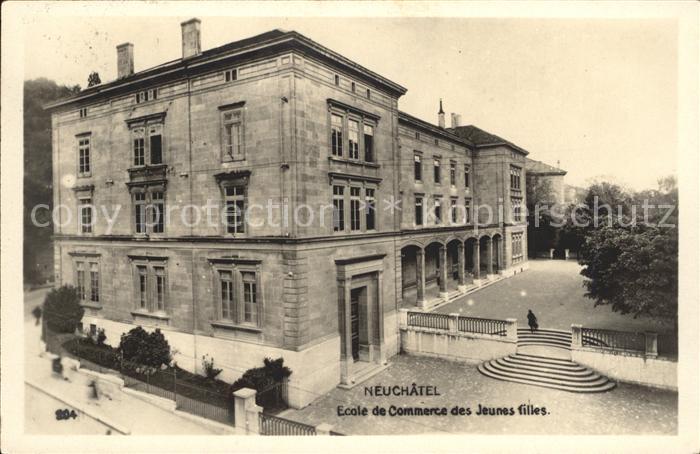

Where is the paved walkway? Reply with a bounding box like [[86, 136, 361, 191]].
[[433, 259, 674, 335], [280, 354, 677, 435]]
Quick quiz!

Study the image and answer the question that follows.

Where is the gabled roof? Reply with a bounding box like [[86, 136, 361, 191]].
[[398, 111, 474, 148], [45, 29, 407, 111], [525, 158, 567, 176], [448, 125, 529, 155]]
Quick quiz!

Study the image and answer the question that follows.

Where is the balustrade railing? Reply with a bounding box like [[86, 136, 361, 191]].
[[581, 328, 646, 352], [406, 311, 450, 330], [259, 413, 317, 436], [457, 316, 507, 336]]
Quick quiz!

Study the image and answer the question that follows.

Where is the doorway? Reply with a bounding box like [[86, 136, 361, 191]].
[[350, 287, 363, 362]]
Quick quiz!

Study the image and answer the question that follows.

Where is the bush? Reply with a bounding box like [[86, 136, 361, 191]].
[[118, 326, 171, 368], [95, 328, 107, 347], [63, 338, 121, 370], [231, 357, 292, 391], [202, 354, 223, 380], [43, 285, 84, 333]]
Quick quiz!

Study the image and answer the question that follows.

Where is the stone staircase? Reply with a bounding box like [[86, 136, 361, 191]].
[[517, 328, 572, 350], [478, 353, 616, 393]]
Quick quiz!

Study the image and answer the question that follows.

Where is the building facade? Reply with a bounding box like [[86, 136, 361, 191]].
[[47, 19, 529, 408]]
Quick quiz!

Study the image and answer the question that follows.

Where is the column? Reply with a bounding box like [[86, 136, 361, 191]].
[[416, 248, 426, 308], [338, 278, 353, 384], [472, 241, 480, 280], [644, 332, 658, 358], [486, 238, 494, 275], [457, 242, 466, 290], [439, 245, 448, 298], [233, 388, 261, 434], [571, 324, 582, 349]]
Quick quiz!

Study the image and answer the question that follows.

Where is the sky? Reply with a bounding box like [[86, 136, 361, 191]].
[[23, 14, 678, 191]]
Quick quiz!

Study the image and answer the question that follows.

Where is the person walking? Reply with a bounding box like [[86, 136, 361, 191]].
[[527, 309, 538, 333]]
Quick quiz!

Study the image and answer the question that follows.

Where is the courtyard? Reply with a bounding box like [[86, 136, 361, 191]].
[[433, 259, 675, 336], [279, 354, 677, 435]]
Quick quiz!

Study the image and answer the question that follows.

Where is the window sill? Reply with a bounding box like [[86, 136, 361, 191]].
[[210, 320, 262, 333], [80, 302, 102, 310], [131, 310, 170, 321], [328, 156, 380, 168]]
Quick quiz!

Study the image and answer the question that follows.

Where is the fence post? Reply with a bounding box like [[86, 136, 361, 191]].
[[315, 423, 333, 435], [571, 324, 582, 349], [399, 309, 408, 328], [505, 318, 517, 342], [448, 314, 459, 333], [644, 332, 658, 359], [234, 388, 260, 434]]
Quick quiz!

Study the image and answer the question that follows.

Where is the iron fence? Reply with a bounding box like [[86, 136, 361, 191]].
[[457, 316, 507, 336], [175, 381, 233, 424], [581, 328, 646, 352], [256, 381, 288, 414], [406, 311, 450, 330], [259, 413, 317, 436]]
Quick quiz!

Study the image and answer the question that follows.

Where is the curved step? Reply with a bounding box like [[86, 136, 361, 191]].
[[518, 341, 571, 350], [477, 354, 616, 393], [478, 363, 617, 393], [499, 358, 590, 375], [488, 361, 601, 383]]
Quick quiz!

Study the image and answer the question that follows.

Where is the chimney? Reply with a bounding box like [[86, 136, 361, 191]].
[[181, 18, 201, 59], [438, 99, 445, 128], [116, 43, 134, 79], [451, 113, 462, 128]]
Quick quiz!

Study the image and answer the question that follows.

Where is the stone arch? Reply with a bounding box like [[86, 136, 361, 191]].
[[492, 233, 503, 272]]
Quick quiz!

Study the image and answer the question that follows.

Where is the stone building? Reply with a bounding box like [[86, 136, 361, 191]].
[[46, 19, 529, 408]]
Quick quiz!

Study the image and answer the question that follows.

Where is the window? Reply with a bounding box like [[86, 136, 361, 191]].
[[464, 164, 471, 188], [79, 107, 88, 118], [224, 68, 238, 82], [350, 187, 361, 231], [151, 191, 164, 233], [512, 197, 523, 223], [334, 74, 340, 86], [74, 259, 99, 304], [331, 114, 343, 157], [242, 272, 258, 324], [224, 185, 246, 234], [135, 88, 157, 104], [414, 154, 422, 181], [154, 266, 166, 311], [348, 120, 360, 159], [434, 138, 439, 146], [133, 261, 168, 313], [351, 82, 356, 93], [219, 270, 234, 320], [132, 189, 166, 235], [450, 161, 456, 186], [79, 197, 93, 234], [76, 262, 86, 301], [433, 158, 441, 184], [363, 124, 374, 162], [131, 122, 163, 166], [333, 185, 345, 232], [221, 108, 244, 160], [415, 196, 423, 226], [510, 166, 522, 190], [78, 136, 91, 176], [366, 88, 371, 99], [512, 233, 524, 263], [415, 132, 420, 140], [89, 262, 100, 303], [465, 199, 471, 223], [451, 198, 458, 223], [434, 197, 442, 225], [329, 110, 376, 162], [137, 265, 148, 309], [365, 188, 376, 230], [213, 265, 262, 327]]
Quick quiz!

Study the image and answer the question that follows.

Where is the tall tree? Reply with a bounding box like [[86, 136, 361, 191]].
[[24, 78, 80, 285]]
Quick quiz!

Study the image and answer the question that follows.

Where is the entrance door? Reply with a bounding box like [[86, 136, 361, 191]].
[[350, 288, 362, 361]]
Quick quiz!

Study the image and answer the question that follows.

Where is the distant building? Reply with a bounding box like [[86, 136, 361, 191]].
[[525, 158, 567, 205], [46, 19, 531, 408]]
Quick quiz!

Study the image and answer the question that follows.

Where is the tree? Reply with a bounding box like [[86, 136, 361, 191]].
[[118, 326, 172, 368], [578, 224, 677, 322], [24, 79, 81, 285], [87, 71, 101, 87], [43, 285, 85, 333]]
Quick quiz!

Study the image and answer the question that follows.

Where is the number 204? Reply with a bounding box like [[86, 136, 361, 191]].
[[55, 409, 78, 420]]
